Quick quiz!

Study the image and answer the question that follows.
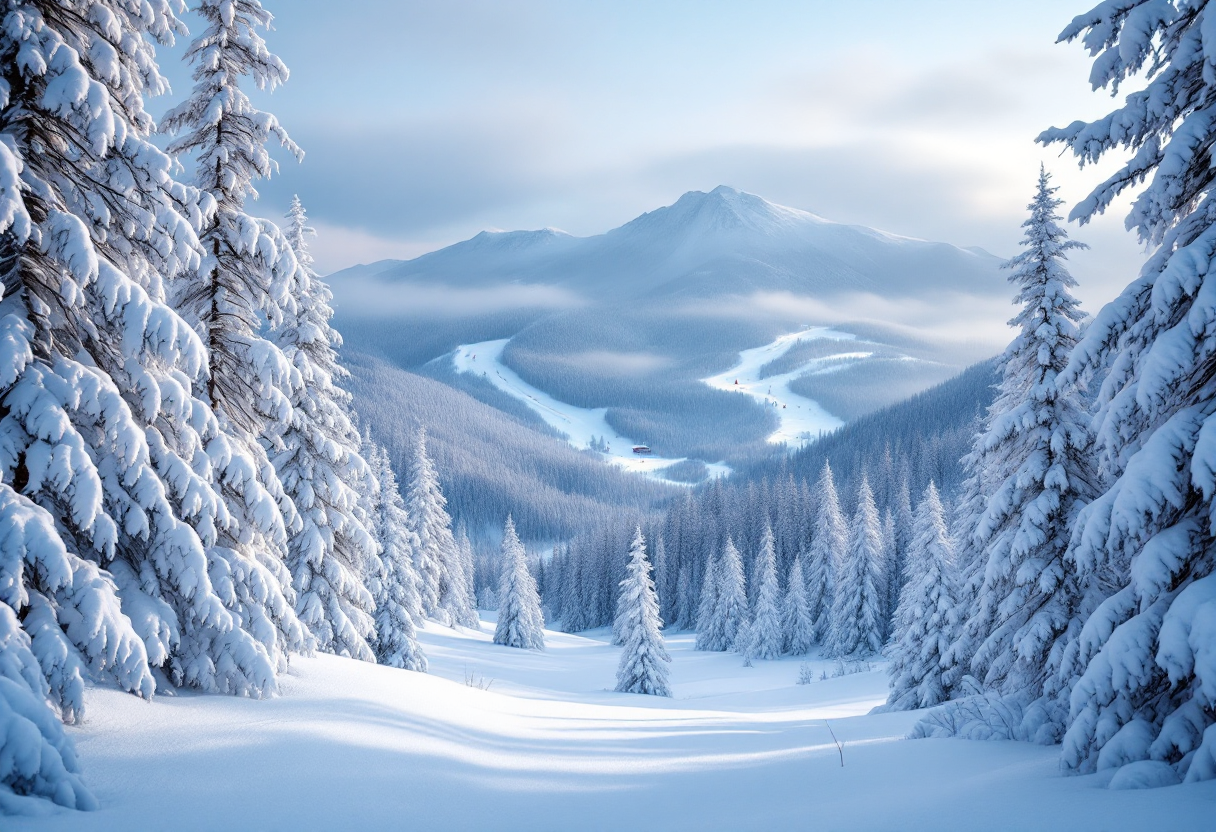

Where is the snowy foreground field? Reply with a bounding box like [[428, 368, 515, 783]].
[[13, 619, 1214, 832]]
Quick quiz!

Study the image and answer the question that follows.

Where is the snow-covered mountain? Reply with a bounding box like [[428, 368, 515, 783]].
[[361, 185, 1003, 300], [331, 187, 1010, 478]]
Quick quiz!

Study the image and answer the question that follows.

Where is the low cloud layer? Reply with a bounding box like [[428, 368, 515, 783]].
[[329, 276, 585, 319]]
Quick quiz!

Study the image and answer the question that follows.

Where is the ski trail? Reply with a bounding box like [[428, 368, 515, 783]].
[[452, 339, 730, 483]]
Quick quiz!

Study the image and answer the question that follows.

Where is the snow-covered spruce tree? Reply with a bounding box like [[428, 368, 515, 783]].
[[782, 555, 816, 656], [946, 168, 1098, 741], [829, 477, 884, 658], [694, 550, 720, 649], [161, 0, 311, 674], [699, 538, 748, 652], [887, 476, 914, 628], [1034, 3, 1216, 780], [614, 527, 671, 696], [273, 196, 380, 660], [750, 525, 784, 660], [364, 437, 426, 671], [0, 0, 322, 767], [493, 516, 545, 650], [673, 563, 694, 630], [405, 428, 477, 627], [455, 527, 479, 625], [882, 482, 958, 712], [806, 462, 847, 643]]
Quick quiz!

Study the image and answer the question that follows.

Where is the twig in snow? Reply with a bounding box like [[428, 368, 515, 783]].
[[825, 720, 844, 766]]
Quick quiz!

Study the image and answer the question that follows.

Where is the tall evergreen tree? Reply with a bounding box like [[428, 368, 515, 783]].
[[697, 538, 748, 652], [806, 462, 846, 643], [405, 428, 476, 627], [829, 476, 884, 658], [614, 527, 671, 696], [274, 196, 379, 660], [883, 483, 957, 711], [694, 550, 720, 649], [782, 555, 816, 656], [160, 0, 310, 677], [493, 516, 545, 650], [673, 563, 694, 631], [364, 439, 426, 672], [1037, 3, 1216, 779], [953, 168, 1097, 739], [750, 525, 784, 660]]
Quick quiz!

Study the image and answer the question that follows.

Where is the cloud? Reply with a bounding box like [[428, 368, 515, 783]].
[[329, 276, 585, 319], [678, 290, 1015, 355], [561, 351, 674, 376]]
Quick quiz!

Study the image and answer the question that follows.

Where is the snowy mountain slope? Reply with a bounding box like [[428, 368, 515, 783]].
[[18, 620, 1210, 831], [331, 187, 1010, 478]]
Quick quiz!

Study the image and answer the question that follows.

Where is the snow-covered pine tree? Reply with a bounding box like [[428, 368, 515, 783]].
[[405, 428, 477, 627], [651, 533, 669, 624], [806, 462, 847, 643], [750, 525, 784, 660], [950, 168, 1098, 741], [493, 516, 545, 650], [694, 550, 720, 650], [883, 482, 958, 711], [829, 476, 884, 658], [273, 196, 379, 660], [782, 555, 816, 656], [886, 477, 914, 642], [674, 563, 694, 630], [364, 438, 426, 672], [455, 527, 479, 627], [160, 0, 311, 676], [1035, 3, 1216, 779], [0, 1, 328, 784], [614, 527, 671, 696], [700, 538, 748, 652]]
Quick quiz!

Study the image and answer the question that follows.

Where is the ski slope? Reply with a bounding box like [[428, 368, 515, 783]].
[[703, 328, 856, 447], [14, 618, 1210, 831], [452, 339, 730, 483]]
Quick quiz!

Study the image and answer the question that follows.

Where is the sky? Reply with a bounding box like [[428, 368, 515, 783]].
[[157, 0, 1149, 313]]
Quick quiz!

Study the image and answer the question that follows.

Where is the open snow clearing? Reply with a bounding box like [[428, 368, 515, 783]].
[[15, 618, 1211, 832]]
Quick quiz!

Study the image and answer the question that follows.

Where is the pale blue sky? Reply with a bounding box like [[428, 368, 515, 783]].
[[158, 1, 1146, 309]]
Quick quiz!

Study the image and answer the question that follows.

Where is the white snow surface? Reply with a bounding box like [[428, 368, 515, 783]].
[[702, 327, 855, 447], [452, 339, 730, 482], [16, 618, 1211, 831]]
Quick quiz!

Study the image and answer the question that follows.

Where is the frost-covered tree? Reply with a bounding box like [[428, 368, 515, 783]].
[[161, 0, 311, 678], [949, 168, 1097, 740], [782, 555, 816, 656], [697, 538, 748, 652], [673, 563, 694, 630], [750, 525, 784, 660], [694, 551, 719, 649], [364, 438, 426, 672], [273, 196, 379, 660], [1035, 2, 1216, 779], [0, 0, 318, 787], [161, 0, 301, 437], [806, 463, 847, 643], [883, 483, 957, 711], [829, 477, 884, 658], [455, 527, 479, 627], [405, 428, 476, 627], [614, 527, 671, 696], [493, 516, 545, 650]]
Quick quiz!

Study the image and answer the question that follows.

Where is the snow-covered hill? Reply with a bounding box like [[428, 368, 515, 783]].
[[332, 187, 1010, 481]]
